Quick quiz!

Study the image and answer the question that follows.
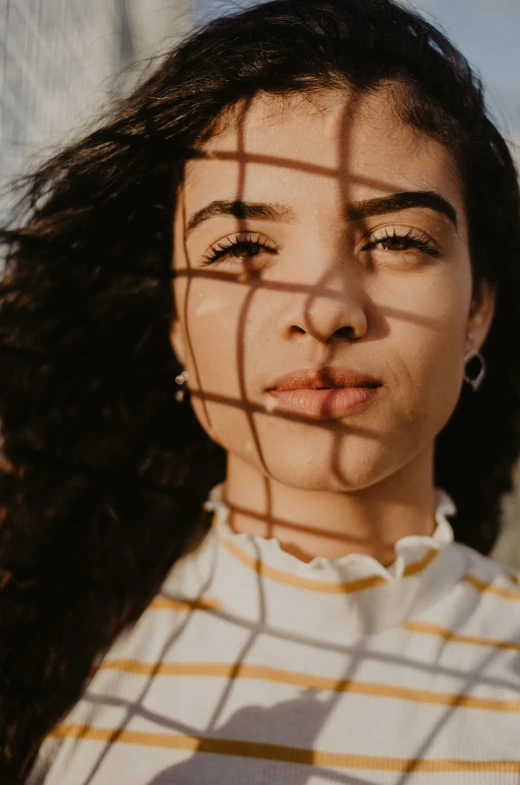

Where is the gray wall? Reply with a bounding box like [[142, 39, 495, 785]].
[[0, 0, 120, 196], [0, 0, 192, 208]]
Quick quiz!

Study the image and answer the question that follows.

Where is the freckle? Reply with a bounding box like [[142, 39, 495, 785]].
[[238, 271, 250, 283]]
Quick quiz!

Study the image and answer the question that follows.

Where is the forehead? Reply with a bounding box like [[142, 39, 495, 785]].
[[179, 88, 464, 223]]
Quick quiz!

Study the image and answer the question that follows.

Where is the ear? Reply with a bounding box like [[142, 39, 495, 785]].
[[467, 279, 496, 349], [170, 316, 186, 366]]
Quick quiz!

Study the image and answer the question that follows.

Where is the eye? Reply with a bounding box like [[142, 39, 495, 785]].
[[362, 227, 440, 258], [201, 232, 278, 266]]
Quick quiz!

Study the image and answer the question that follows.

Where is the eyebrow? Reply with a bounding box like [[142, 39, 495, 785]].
[[185, 190, 457, 237], [186, 200, 296, 235], [348, 190, 457, 228]]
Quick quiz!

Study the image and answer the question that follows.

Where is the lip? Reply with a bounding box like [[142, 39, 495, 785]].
[[265, 366, 382, 420], [267, 367, 381, 392]]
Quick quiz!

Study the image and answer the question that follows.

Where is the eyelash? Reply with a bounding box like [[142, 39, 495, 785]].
[[202, 233, 277, 265], [201, 227, 439, 265], [363, 227, 440, 257]]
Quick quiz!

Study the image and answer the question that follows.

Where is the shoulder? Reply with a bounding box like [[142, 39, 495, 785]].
[[440, 541, 520, 640], [454, 540, 520, 598], [27, 544, 218, 783], [403, 541, 520, 691], [97, 542, 218, 666]]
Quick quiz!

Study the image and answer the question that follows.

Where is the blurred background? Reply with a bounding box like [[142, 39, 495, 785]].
[[1, 0, 519, 565]]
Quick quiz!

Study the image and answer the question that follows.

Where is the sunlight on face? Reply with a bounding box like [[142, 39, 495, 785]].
[[171, 87, 474, 492]]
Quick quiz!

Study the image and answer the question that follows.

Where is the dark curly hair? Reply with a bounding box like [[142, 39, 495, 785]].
[[1, 0, 519, 781]]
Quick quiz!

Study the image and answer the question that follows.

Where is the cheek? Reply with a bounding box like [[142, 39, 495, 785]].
[[383, 271, 471, 424], [174, 272, 276, 387], [174, 278, 241, 377], [173, 275, 264, 448]]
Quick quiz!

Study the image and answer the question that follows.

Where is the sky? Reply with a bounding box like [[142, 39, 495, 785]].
[[194, 0, 520, 161], [405, 0, 520, 140]]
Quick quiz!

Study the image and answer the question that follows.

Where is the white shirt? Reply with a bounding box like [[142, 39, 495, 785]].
[[30, 486, 520, 784]]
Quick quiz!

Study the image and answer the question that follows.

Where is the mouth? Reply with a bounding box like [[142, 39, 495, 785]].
[[265, 367, 382, 420]]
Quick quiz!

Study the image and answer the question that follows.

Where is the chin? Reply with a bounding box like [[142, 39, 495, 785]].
[[258, 446, 389, 493]]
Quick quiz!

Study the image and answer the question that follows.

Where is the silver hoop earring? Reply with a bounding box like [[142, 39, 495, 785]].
[[175, 369, 190, 403], [463, 333, 486, 392]]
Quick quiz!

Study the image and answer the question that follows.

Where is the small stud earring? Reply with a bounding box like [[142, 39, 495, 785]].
[[175, 369, 190, 403], [463, 332, 486, 392]]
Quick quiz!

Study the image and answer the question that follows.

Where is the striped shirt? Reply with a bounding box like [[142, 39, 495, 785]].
[[29, 486, 520, 784]]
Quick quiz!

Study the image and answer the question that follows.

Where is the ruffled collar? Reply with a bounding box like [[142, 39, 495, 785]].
[[186, 485, 468, 639], [204, 484, 457, 582]]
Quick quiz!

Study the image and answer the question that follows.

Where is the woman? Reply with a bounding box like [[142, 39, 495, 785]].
[[1, 0, 520, 782]]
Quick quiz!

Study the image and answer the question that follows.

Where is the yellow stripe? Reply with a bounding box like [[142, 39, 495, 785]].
[[401, 619, 520, 652], [221, 537, 439, 594], [87, 596, 221, 681], [218, 536, 384, 593], [49, 723, 520, 773], [148, 572, 520, 605], [95, 659, 520, 712], [506, 570, 520, 587], [148, 596, 222, 612], [462, 574, 520, 601], [402, 546, 438, 576]]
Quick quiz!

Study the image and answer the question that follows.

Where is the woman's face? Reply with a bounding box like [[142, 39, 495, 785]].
[[171, 87, 494, 492]]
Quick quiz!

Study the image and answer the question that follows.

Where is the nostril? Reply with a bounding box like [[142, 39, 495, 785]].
[[334, 326, 356, 341]]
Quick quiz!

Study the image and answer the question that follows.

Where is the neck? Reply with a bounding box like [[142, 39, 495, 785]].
[[222, 450, 437, 566]]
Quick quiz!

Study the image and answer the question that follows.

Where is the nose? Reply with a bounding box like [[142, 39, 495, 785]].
[[276, 269, 369, 345]]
